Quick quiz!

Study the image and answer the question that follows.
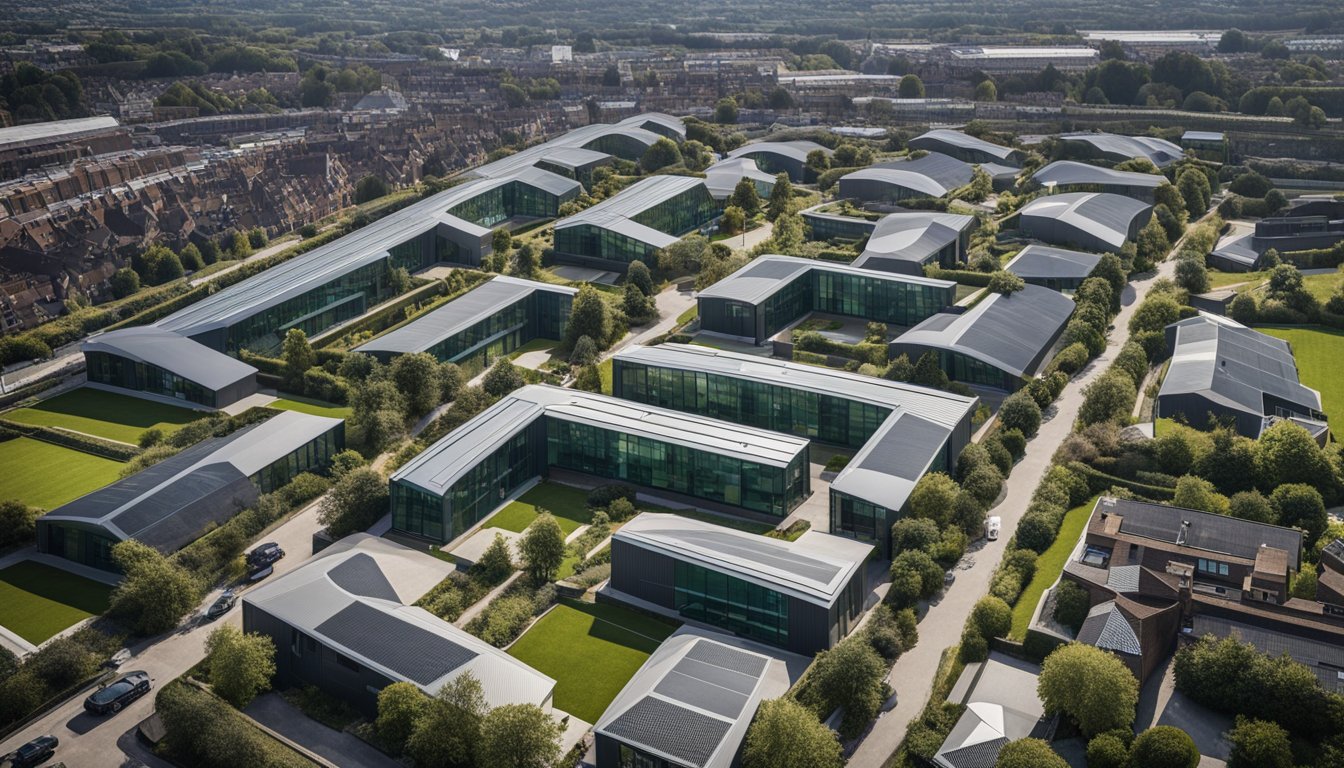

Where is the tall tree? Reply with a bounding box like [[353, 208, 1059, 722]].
[[204, 625, 275, 708], [742, 697, 843, 768], [1038, 643, 1138, 737], [391, 352, 441, 418], [407, 673, 487, 768], [282, 329, 315, 391], [518, 512, 565, 582], [729, 178, 762, 217], [109, 540, 201, 635], [476, 703, 562, 768], [565, 284, 613, 349], [767, 173, 794, 220]]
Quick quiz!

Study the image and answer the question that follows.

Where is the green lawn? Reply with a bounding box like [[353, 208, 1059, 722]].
[[1259, 325, 1344, 425], [484, 483, 594, 536], [954, 285, 983, 303], [5, 387, 199, 443], [1206, 269, 1268, 290], [1009, 495, 1100, 640], [598, 358, 614, 395], [507, 337, 559, 360], [270, 396, 353, 419], [0, 561, 112, 644], [676, 305, 698, 325], [507, 599, 678, 722], [1303, 270, 1343, 304], [0, 437, 125, 509]]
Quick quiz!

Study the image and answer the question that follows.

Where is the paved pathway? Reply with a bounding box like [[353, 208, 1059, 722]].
[[846, 242, 1188, 766], [244, 693, 400, 768]]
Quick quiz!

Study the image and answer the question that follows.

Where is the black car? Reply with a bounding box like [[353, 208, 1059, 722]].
[[206, 589, 237, 620], [10, 735, 58, 767], [83, 670, 150, 715], [246, 542, 284, 570]]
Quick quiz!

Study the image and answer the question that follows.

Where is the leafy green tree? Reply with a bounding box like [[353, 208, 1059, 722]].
[[565, 284, 613, 349], [892, 549, 944, 600], [714, 97, 739, 124], [246, 228, 268, 249], [109, 540, 201, 635], [482, 358, 526, 398], [491, 228, 512, 255], [178, 243, 205, 271], [1270, 483, 1327, 545], [912, 350, 949, 389], [970, 595, 1012, 639], [477, 534, 515, 583], [376, 682, 427, 755], [1256, 420, 1332, 489], [999, 390, 1042, 437], [1052, 580, 1091, 634], [721, 205, 747, 235], [996, 738, 1068, 768], [110, 267, 140, 298], [1093, 253, 1128, 311], [767, 173, 794, 220], [318, 468, 389, 538], [805, 149, 830, 176], [1177, 169, 1212, 217], [0, 500, 39, 548], [1038, 643, 1138, 737], [407, 673, 486, 768], [511, 243, 540, 278], [899, 74, 925, 98], [1227, 490, 1275, 523], [1226, 717, 1293, 768], [330, 449, 366, 479], [519, 511, 565, 582], [975, 79, 998, 101], [355, 175, 390, 203], [891, 517, 941, 556], [640, 137, 683, 172], [627, 260, 654, 295], [204, 625, 275, 708], [1079, 369, 1137, 426], [807, 636, 886, 737], [1128, 726, 1199, 768], [391, 352, 442, 418], [1173, 475, 1229, 516], [282, 328, 315, 391], [476, 703, 562, 768], [228, 230, 252, 259], [909, 472, 959, 527], [1174, 256, 1210, 294], [987, 271, 1025, 294], [772, 211, 805, 251], [742, 697, 843, 768], [1135, 217, 1171, 270], [729, 178, 762, 217]]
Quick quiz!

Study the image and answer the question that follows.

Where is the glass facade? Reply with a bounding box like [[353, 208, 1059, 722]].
[[554, 185, 718, 266], [806, 214, 874, 242], [830, 491, 889, 552], [86, 351, 215, 407], [546, 417, 807, 518], [554, 224, 661, 265], [629, 187, 718, 239], [617, 745, 676, 768], [446, 179, 568, 227], [43, 525, 118, 572], [583, 134, 652, 161], [674, 560, 790, 647], [250, 424, 343, 493], [420, 291, 572, 370], [614, 359, 890, 449], [941, 349, 1014, 389]]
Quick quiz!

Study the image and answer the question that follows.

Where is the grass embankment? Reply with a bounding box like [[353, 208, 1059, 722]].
[[0, 437, 124, 508], [5, 388, 198, 443], [0, 561, 113, 644], [1009, 494, 1100, 639]]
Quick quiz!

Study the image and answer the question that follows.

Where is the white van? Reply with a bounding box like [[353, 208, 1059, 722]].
[[985, 516, 1002, 541]]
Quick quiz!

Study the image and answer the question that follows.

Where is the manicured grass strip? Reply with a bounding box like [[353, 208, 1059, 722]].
[[598, 358, 613, 395], [5, 387, 199, 443], [507, 599, 678, 723], [485, 482, 593, 536], [1258, 325, 1344, 426], [0, 561, 112, 644], [1009, 494, 1100, 640], [1206, 269, 1268, 290], [270, 396, 353, 419], [0, 437, 124, 509], [1302, 271, 1342, 304], [507, 337, 559, 360], [676, 305, 698, 325]]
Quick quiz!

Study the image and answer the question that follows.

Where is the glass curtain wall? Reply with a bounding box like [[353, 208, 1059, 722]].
[[226, 258, 391, 354], [674, 560, 790, 646], [86, 351, 214, 407], [251, 425, 342, 493], [630, 187, 718, 237]]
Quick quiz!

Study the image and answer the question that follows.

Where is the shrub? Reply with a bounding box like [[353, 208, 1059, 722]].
[[963, 464, 1005, 506], [863, 604, 907, 661], [996, 738, 1069, 768], [999, 390, 1043, 437], [1226, 717, 1293, 768], [1052, 580, 1091, 634], [1004, 548, 1038, 583], [473, 594, 536, 647], [1051, 342, 1091, 375], [1079, 369, 1137, 426], [891, 517, 941, 556], [960, 626, 989, 662], [1015, 512, 1058, 554], [1087, 733, 1131, 768], [984, 437, 1013, 475], [998, 428, 1026, 461], [376, 682, 428, 755], [1039, 643, 1138, 737], [803, 636, 887, 738], [990, 571, 1023, 604], [970, 595, 1012, 639], [1127, 726, 1199, 768], [588, 484, 637, 508]]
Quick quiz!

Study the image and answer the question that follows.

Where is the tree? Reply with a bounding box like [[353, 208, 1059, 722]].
[[892, 549, 944, 600], [376, 682, 428, 755], [656, 234, 710, 274], [0, 500, 39, 548], [477, 533, 515, 583], [247, 228, 267, 249], [1227, 717, 1293, 768], [622, 281, 657, 324], [318, 468, 389, 538], [109, 540, 201, 635], [995, 738, 1069, 768], [178, 243, 205, 271], [482, 358, 526, 398], [975, 79, 998, 101], [640, 137, 683, 172], [721, 205, 747, 235], [1174, 255, 1210, 295], [909, 472, 959, 527], [767, 173, 794, 220], [282, 329, 315, 391], [899, 74, 925, 98], [891, 517, 941, 555], [627, 260, 654, 296], [767, 86, 795, 111], [510, 243, 539, 278], [714, 97, 739, 124], [354, 174, 390, 203], [729, 178, 762, 217], [407, 672, 486, 768], [805, 149, 831, 178], [1093, 253, 1128, 311], [1038, 643, 1138, 737], [519, 511, 565, 582], [388, 352, 441, 418], [999, 390, 1042, 437], [912, 350, 949, 389], [1135, 216, 1171, 270], [772, 212, 805, 251], [1087, 733, 1130, 768], [476, 704, 562, 768], [1256, 420, 1331, 489], [565, 284, 612, 349], [602, 65, 620, 87], [1270, 483, 1327, 546], [1218, 28, 1249, 53], [1177, 169, 1212, 218], [807, 637, 886, 737], [492, 228, 512, 255], [1052, 580, 1091, 634], [987, 271, 1025, 295], [227, 230, 252, 259], [1173, 475, 1229, 516], [569, 335, 599, 367], [1079, 369, 1137, 426], [742, 697, 843, 768], [204, 625, 275, 708], [1128, 726, 1199, 768], [1228, 490, 1275, 523], [970, 595, 1012, 639], [110, 267, 140, 298], [199, 238, 223, 265]]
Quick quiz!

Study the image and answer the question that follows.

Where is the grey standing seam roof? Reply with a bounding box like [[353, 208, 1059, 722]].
[[726, 140, 832, 164], [316, 601, 478, 685], [1004, 244, 1102, 281], [704, 157, 776, 199], [471, 113, 683, 179], [697, 253, 954, 306], [1211, 233, 1261, 269], [854, 211, 975, 269], [895, 283, 1076, 378], [553, 174, 708, 248], [603, 696, 732, 768], [1158, 314, 1322, 420], [846, 151, 975, 197], [83, 327, 257, 390], [0, 116, 120, 148], [1032, 160, 1165, 191], [1095, 496, 1302, 569], [1058, 133, 1184, 167], [352, 276, 576, 356], [1018, 192, 1152, 252], [909, 129, 1019, 164]]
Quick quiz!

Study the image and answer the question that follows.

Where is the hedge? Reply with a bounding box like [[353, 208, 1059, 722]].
[[0, 378, 61, 410], [924, 267, 994, 286], [792, 331, 887, 367], [1068, 461, 1176, 501], [1283, 241, 1344, 270], [0, 418, 141, 460]]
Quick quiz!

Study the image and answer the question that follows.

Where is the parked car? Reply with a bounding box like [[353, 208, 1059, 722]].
[[985, 515, 1002, 541], [10, 735, 58, 767], [206, 589, 237, 620], [246, 564, 275, 582], [83, 671, 150, 715], [246, 542, 284, 571]]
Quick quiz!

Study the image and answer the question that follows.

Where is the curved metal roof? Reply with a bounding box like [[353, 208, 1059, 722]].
[[554, 175, 709, 248], [1019, 192, 1152, 252], [1032, 160, 1165, 191], [83, 327, 256, 390], [698, 253, 953, 305], [1058, 133, 1185, 167], [726, 140, 831, 164], [703, 157, 776, 200], [908, 129, 1019, 164], [1004, 244, 1103, 281], [855, 211, 976, 269]]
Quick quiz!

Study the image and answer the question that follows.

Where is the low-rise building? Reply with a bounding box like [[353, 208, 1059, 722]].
[[703, 157, 776, 203], [1004, 244, 1103, 292], [851, 212, 977, 275], [83, 327, 258, 410], [1030, 160, 1166, 202], [552, 175, 718, 269], [1057, 133, 1185, 168], [907, 129, 1023, 167], [725, 141, 832, 183], [1018, 192, 1153, 253]]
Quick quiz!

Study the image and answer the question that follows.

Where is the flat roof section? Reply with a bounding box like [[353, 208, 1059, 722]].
[[830, 410, 955, 510], [0, 116, 121, 149], [697, 254, 955, 306], [392, 385, 810, 497], [83, 327, 257, 390], [1004, 244, 1103, 282], [614, 513, 873, 607], [353, 276, 575, 357]]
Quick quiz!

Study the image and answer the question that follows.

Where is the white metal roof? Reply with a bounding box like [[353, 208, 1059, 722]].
[[697, 253, 954, 305], [83, 327, 257, 390]]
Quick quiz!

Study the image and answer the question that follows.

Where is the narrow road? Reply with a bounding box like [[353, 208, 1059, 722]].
[[847, 247, 1186, 767]]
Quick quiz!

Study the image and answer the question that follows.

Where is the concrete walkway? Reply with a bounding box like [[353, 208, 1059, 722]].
[[244, 693, 400, 768], [846, 232, 1189, 766]]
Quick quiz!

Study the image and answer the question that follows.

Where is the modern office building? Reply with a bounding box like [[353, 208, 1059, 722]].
[[593, 629, 795, 768], [469, 113, 686, 179], [352, 276, 575, 369], [1156, 314, 1325, 437], [1030, 160, 1166, 201], [1004, 244, 1103, 291], [83, 327, 258, 410], [611, 343, 978, 555], [37, 411, 344, 572], [243, 534, 555, 716], [852, 212, 977, 275], [156, 167, 580, 355], [890, 284, 1076, 391], [802, 210, 879, 242], [389, 385, 811, 544], [552, 175, 718, 268], [703, 157, 776, 202], [608, 513, 873, 654], [1180, 130, 1227, 162], [838, 153, 974, 202], [725, 141, 832, 182], [697, 254, 955, 345], [908, 129, 1023, 166], [1018, 192, 1152, 253], [532, 147, 613, 187], [1210, 215, 1344, 272], [1057, 133, 1185, 168]]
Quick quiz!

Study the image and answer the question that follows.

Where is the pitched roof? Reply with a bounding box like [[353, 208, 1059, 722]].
[[1004, 244, 1102, 281], [1077, 600, 1142, 656], [844, 152, 975, 198], [697, 253, 953, 306], [1019, 192, 1152, 252], [1092, 496, 1303, 569], [934, 702, 1042, 768], [1158, 314, 1322, 420], [894, 283, 1076, 378], [245, 534, 554, 706], [553, 175, 708, 248], [1210, 232, 1261, 269], [84, 327, 257, 390], [0, 116, 120, 149], [614, 513, 873, 607], [470, 113, 683, 179]]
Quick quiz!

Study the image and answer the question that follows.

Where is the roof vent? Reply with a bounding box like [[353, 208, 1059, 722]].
[[1176, 520, 1191, 546]]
